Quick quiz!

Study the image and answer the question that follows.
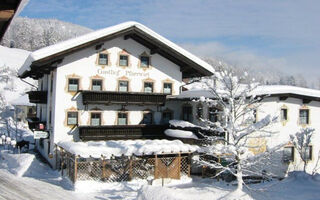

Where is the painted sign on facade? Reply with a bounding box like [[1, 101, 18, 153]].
[[34, 131, 49, 139]]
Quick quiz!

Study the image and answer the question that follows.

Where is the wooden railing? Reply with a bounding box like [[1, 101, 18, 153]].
[[27, 91, 47, 104], [79, 124, 169, 141], [80, 90, 167, 105]]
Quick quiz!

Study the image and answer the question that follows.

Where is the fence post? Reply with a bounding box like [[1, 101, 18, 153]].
[[188, 153, 191, 177], [61, 150, 64, 176], [129, 156, 133, 180], [74, 155, 78, 183], [155, 154, 158, 179], [102, 156, 106, 180], [178, 153, 181, 179]]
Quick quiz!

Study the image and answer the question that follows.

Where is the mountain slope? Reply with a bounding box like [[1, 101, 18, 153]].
[[1, 17, 92, 51]]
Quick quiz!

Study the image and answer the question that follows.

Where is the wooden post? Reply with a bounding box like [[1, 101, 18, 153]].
[[55, 145, 58, 169], [61, 150, 64, 176], [74, 155, 78, 183], [102, 156, 106, 180], [178, 153, 181, 179], [129, 156, 133, 180], [188, 153, 191, 177], [155, 154, 158, 179]]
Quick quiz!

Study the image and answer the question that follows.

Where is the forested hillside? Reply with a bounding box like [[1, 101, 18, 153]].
[[1, 17, 92, 51]]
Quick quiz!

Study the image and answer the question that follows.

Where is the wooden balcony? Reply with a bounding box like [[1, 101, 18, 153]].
[[79, 124, 169, 141], [80, 90, 167, 105], [27, 91, 47, 104]]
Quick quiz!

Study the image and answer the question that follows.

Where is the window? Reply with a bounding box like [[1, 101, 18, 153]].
[[142, 112, 153, 125], [302, 146, 312, 161], [144, 82, 153, 93], [197, 104, 203, 118], [140, 56, 150, 68], [119, 55, 128, 66], [68, 78, 79, 92], [182, 105, 192, 122], [67, 112, 78, 125], [163, 83, 172, 95], [209, 107, 219, 123], [50, 75, 53, 93], [283, 146, 294, 162], [299, 109, 309, 125], [91, 113, 101, 126], [118, 112, 128, 125], [98, 53, 108, 65], [281, 108, 288, 121], [252, 109, 257, 123], [162, 111, 173, 124], [119, 80, 128, 92], [92, 79, 102, 91]]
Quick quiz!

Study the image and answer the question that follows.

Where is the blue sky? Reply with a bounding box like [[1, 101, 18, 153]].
[[20, 0, 320, 82]]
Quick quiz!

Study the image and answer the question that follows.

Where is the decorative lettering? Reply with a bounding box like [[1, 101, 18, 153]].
[[98, 69, 149, 77]]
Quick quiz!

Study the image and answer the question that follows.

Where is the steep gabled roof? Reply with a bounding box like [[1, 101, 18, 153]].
[[18, 21, 214, 79]]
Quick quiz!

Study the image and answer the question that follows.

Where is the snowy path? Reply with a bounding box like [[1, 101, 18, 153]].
[[0, 169, 90, 200], [0, 169, 141, 200]]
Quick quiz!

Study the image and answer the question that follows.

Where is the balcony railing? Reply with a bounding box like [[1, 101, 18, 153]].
[[27, 91, 47, 104], [79, 124, 169, 141], [80, 90, 167, 105]]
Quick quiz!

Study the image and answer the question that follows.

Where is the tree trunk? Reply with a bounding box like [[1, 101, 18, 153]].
[[236, 162, 243, 191]]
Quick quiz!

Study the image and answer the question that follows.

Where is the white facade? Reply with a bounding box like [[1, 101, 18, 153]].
[[177, 90, 320, 177], [20, 22, 214, 168]]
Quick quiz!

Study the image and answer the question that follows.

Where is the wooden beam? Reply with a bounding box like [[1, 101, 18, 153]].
[[303, 99, 312, 104], [279, 96, 288, 101], [0, 10, 15, 20], [150, 48, 159, 55], [95, 43, 103, 50], [124, 34, 131, 40]]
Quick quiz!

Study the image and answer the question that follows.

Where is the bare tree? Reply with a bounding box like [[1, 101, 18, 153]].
[[290, 128, 314, 172], [195, 64, 278, 192]]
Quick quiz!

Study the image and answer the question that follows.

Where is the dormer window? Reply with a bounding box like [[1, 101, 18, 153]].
[[140, 56, 150, 68], [119, 55, 128, 66], [98, 53, 108, 65], [92, 79, 102, 91], [144, 82, 153, 93], [68, 78, 79, 92]]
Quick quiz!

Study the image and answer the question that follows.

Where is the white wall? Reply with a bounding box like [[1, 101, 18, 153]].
[[51, 36, 183, 144]]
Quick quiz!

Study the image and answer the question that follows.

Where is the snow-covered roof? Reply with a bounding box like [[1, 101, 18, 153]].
[[18, 21, 214, 78], [10, 94, 35, 106], [57, 139, 199, 158], [0, 45, 30, 70], [165, 129, 198, 140], [173, 85, 320, 101]]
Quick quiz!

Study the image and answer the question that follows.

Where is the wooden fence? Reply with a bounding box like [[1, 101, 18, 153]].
[[56, 146, 191, 183]]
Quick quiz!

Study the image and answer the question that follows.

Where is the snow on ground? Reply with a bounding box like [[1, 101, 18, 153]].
[[165, 129, 198, 139], [1, 150, 320, 200], [58, 139, 199, 158]]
